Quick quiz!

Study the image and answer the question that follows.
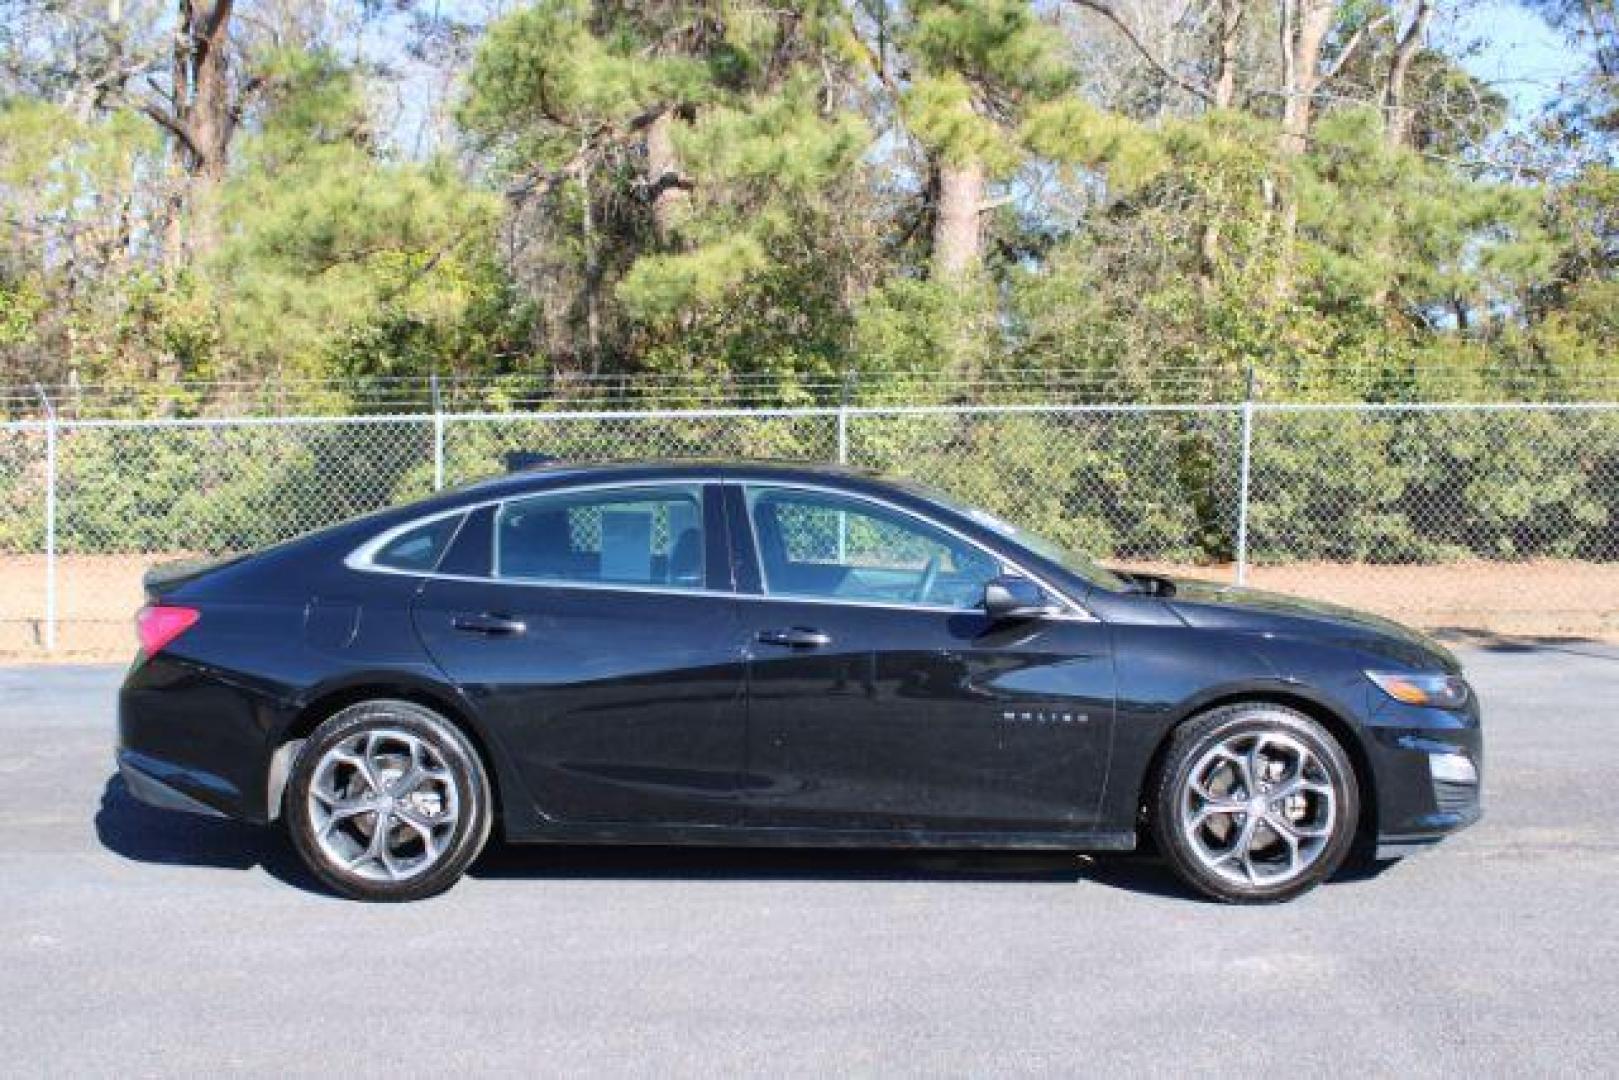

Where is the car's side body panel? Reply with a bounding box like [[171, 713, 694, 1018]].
[[413, 579, 753, 828], [718, 483, 1119, 832], [738, 598, 1117, 831]]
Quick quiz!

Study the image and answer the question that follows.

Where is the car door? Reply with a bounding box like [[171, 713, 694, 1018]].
[[729, 483, 1115, 834], [411, 481, 752, 827]]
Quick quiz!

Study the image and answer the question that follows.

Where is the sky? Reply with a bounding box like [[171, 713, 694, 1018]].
[[358, 0, 1597, 158], [1448, 0, 1590, 120]]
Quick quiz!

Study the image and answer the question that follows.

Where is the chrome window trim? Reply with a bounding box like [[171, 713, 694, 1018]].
[[343, 473, 1097, 620], [344, 478, 716, 578]]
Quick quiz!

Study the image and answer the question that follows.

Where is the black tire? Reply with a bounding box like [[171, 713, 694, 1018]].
[[285, 700, 493, 902], [1149, 703, 1359, 904]]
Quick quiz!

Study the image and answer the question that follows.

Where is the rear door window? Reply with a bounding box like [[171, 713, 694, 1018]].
[[495, 485, 706, 589]]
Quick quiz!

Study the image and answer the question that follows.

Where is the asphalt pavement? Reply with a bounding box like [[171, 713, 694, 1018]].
[[2, 643, 1616, 1076]]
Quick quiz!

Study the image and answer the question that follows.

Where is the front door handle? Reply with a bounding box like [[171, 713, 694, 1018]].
[[757, 627, 832, 649], [451, 613, 527, 637]]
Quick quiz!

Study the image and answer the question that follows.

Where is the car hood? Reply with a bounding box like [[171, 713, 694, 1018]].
[[1156, 575, 1461, 673]]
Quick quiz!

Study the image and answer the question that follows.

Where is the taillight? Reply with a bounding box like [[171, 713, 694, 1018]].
[[136, 604, 200, 656]]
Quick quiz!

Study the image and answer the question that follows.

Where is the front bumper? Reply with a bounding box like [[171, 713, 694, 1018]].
[[1365, 691, 1484, 857]]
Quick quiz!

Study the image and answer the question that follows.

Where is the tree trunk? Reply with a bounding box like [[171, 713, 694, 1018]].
[[1274, 0, 1333, 298], [1382, 0, 1434, 148], [156, 0, 236, 263], [645, 108, 689, 245], [1201, 0, 1244, 289], [1279, 0, 1332, 157], [1368, 0, 1435, 308], [1212, 0, 1243, 110], [579, 164, 603, 374], [932, 158, 985, 281], [184, 0, 233, 255]]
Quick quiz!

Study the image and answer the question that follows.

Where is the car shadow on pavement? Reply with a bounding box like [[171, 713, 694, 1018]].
[[1433, 628, 1619, 661], [469, 843, 1400, 900], [94, 771, 1402, 902], [94, 773, 330, 895], [469, 843, 1098, 886]]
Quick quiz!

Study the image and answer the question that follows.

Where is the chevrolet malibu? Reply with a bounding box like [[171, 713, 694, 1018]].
[[117, 461, 1482, 902]]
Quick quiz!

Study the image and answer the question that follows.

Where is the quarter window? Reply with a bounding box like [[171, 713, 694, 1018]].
[[372, 515, 462, 572], [495, 486, 705, 588], [744, 486, 998, 609]]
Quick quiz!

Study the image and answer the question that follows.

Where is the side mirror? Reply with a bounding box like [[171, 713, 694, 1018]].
[[982, 575, 1053, 621]]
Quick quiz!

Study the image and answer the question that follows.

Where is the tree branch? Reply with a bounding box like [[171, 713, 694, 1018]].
[[1383, 0, 1434, 146], [199, 0, 235, 44], [851, 30, 900, 94], [1065, 0, 1214, 105], [1323, 13, 1391, 79], [138, 101, 204, 161]]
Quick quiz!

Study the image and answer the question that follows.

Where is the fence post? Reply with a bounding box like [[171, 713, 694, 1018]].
[[1234, 367, 1255, 587], [836, 370, 854, 466], [835, 371, 856, 561], [36, 385, 57, 653], [431, 373, 445, 492]]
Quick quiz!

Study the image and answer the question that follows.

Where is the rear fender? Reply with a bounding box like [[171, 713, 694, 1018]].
[[276, 670, 532, 831]]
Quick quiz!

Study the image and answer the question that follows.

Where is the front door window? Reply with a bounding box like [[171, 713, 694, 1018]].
[[743, 485, 998, 609]]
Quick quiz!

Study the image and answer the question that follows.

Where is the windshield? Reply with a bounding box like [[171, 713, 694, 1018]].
[[898, 481, 1128, 591]]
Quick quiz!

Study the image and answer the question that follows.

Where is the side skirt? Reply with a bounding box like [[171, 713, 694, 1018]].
[[503, 820, 1139, 852]]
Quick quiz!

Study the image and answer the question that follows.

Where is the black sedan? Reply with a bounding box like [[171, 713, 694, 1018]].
[[118, 461, 1482, 903]]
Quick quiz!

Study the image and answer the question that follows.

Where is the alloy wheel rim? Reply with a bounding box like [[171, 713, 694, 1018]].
[[308, 728, 461, 883], [1179, 730, 1337, 888]]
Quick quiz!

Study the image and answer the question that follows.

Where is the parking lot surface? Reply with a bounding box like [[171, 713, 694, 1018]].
[[2, 644, 1616, 1076]]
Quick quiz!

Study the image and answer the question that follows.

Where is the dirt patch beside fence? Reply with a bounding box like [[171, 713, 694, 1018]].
[[1117, 560, 1619, 644], [1, 553, 1615, 663]]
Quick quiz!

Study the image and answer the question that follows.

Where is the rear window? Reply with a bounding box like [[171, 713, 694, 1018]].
[[372, 516, 462, 572]]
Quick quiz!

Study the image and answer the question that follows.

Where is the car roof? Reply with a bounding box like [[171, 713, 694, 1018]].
[[453, 459, 888, 500]]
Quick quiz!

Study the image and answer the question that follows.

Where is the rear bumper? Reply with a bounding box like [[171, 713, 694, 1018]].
[[117, 749, 230, 818], [118, 656, 281, 823]]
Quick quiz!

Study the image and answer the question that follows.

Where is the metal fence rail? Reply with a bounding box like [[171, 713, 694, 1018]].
[[3, 397, 1616, 654]]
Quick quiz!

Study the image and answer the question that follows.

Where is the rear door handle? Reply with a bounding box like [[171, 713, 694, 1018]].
[[757, 627, 832, 648], [451, 613, 527, 637]]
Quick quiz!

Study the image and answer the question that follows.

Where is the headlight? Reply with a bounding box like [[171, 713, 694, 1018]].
[[1365, 670, 1470, 709]]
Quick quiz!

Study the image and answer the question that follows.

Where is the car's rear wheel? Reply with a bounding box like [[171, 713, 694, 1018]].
[[286, 700, 492, 902], [1150, 704, 1359, 904]]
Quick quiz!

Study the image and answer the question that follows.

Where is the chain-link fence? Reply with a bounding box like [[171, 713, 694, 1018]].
[[3, 399, 1617, 656]]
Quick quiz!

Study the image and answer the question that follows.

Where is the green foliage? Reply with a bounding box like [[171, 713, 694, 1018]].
[[214, 53, 510, 379], [677, 75, 870, 201], [0, 280, 44, 347], [906, 0, 1072, 97], [3, 0, 1619, 571], [1021, 99, 1168, 189], [616, 233, 769, 320], [1248, 411, 1619, 562], [618, 74, 871, 327], [901, 0, 1072, 171], [46, 423, 436, 554], [461, 0, 709, 155]]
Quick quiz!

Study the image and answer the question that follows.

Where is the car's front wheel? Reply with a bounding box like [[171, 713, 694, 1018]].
[[1150, 704, 1359, 903], [285, 700, 492, 902]]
